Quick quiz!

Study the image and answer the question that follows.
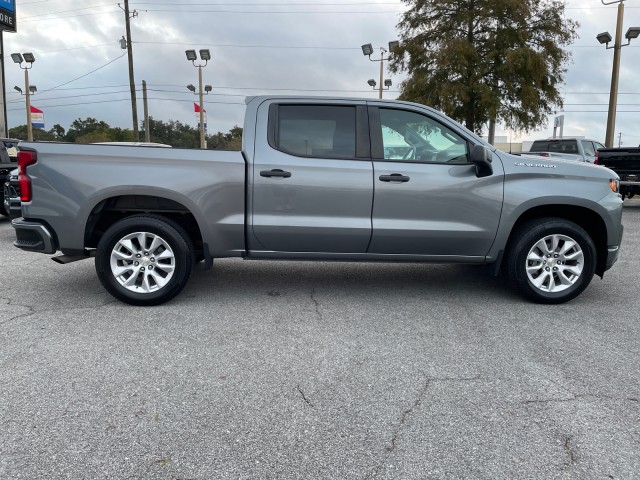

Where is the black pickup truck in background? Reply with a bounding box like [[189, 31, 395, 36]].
[[596, 145, 640, 199], [0, 142, 16, 217]]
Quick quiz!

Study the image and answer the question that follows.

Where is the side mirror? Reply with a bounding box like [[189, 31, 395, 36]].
[[470, 145, 493, 177]]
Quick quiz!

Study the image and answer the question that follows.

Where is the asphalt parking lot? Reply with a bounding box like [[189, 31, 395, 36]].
[[1, 202, 639, 480]]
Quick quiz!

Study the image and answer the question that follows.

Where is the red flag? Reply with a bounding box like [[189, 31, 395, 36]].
[[30, 105, 44, 114], [194, 102, 206, 113]]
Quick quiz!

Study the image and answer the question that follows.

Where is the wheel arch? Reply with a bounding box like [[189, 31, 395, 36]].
[[501, 204, 608, 277], [84, 193, 205, 256]]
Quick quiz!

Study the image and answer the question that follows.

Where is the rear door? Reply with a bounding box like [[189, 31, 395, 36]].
[[250, 101, 373, 253], [367, 106, 503, 257]]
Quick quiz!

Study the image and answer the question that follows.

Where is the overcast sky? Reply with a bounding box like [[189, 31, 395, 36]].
[[3, 0, 640, 146]]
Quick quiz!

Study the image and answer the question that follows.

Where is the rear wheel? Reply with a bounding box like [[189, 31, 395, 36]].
[[506, 218, 596, 304], [95, 215, 194, 306]]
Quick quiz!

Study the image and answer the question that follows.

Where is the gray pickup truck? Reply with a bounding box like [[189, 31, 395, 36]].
[[12, 96, 624, 305]]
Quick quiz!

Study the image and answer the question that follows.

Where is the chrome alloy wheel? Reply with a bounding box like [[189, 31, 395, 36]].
[[109, 231, 175, 293], [525, 234, 584, 293]]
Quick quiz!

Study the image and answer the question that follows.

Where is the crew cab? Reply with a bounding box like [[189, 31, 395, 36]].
[[12, 96, 624, 305]]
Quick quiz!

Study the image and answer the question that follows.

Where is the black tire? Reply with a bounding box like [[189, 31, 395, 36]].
[[95, 214, 195, 306], [505, 218, 596, 304]]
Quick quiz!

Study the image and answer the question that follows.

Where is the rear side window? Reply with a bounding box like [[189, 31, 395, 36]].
[[581, 140, 596, 156], [530, 140, 578, 154], [275, 105, 356, 158]]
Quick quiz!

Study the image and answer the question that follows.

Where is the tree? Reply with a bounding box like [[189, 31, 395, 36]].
[[390, 0, 579, 134], [207, 125, 242, 150], [65, 117, 111, 142], [8, 125, 56, 141], [49, 124, 66, 139]]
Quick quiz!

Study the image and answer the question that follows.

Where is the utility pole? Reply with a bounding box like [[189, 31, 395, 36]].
[[618, 132, 622, 147], [487, 119, 496, 145], [378, 49, 384, 99], [597, 0, 640, 147], [142, 80, 150, 142], [24, 67, 32, 141], [121, 1, 139, 139], [606, 1, 624, 148]]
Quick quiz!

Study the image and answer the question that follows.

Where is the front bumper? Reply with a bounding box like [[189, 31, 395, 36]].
[[11, 218, 57, 254], [605, 224, 623, 271]]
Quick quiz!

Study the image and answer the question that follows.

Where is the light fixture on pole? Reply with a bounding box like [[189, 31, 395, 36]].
[[11, 52, 36, 141], [366, 78, 392, 93], [597, 0, 640, 147], [361, 40, 399, 99], [185, 49, 212, 149]]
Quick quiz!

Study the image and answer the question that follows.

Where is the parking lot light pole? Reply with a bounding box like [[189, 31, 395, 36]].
[[361, 41, 399, 99], [11, 52, 36, 141], [597, 0, 640, 147], [186, 49, 211, 149]]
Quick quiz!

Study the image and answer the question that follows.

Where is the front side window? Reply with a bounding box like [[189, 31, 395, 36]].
[[379, 109, 468, 163], [276, 105, 356, 158]]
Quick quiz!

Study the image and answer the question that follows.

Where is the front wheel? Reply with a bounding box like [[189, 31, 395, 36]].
[[95, 215, 195, 306], [506, 218, 596, 304]]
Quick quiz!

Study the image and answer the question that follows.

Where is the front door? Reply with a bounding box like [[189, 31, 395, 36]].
[[368, 106, 503, 258], [251, 103, 373, 253]]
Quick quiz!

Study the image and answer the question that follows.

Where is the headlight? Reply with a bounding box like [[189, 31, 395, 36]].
[[609, 178, 619, 193]]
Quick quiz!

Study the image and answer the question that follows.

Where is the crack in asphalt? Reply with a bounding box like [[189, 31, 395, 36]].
[[0, 299, 117, 326], [524, 394, 639, 404], [310, 289, 322, 320], [563, 435, 577, 469], [297, 385, 314, 407], [363, 375, 480, 480], [388, 378, 431, 453]]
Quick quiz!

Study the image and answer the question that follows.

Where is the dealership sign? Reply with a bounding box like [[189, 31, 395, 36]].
[[30, 105, 44, 129], [0, 0, 16, 32]]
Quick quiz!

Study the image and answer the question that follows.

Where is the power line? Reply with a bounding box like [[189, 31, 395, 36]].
[[39, 53, 127, 94], [19, 3, 118, 20], [21, 11, 121, 22], [142, 8, 402, 13], [7, 97, 245, 112], [7, 90, 133, 104], [560, 110, 640, 113], [134, 41, 361, 50], [33, 43, 118, 54], [131, 1, 403, 4]]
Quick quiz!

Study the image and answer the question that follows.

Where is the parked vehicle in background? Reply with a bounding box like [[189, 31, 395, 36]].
[[0, 142, 17, 216], [1, 138, 21, 160], [595, 145, 640, 199], [526, 138, 605, 163], [11, 96, 623, 306], [3, 169, 20, 219]]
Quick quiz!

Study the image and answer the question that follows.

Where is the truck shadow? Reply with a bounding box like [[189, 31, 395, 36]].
[[187, 259, 517, 304]]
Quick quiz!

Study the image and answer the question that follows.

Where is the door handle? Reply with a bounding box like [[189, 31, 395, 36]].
[[379, 173, 410, 183], [260, 169, 291, 178]]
